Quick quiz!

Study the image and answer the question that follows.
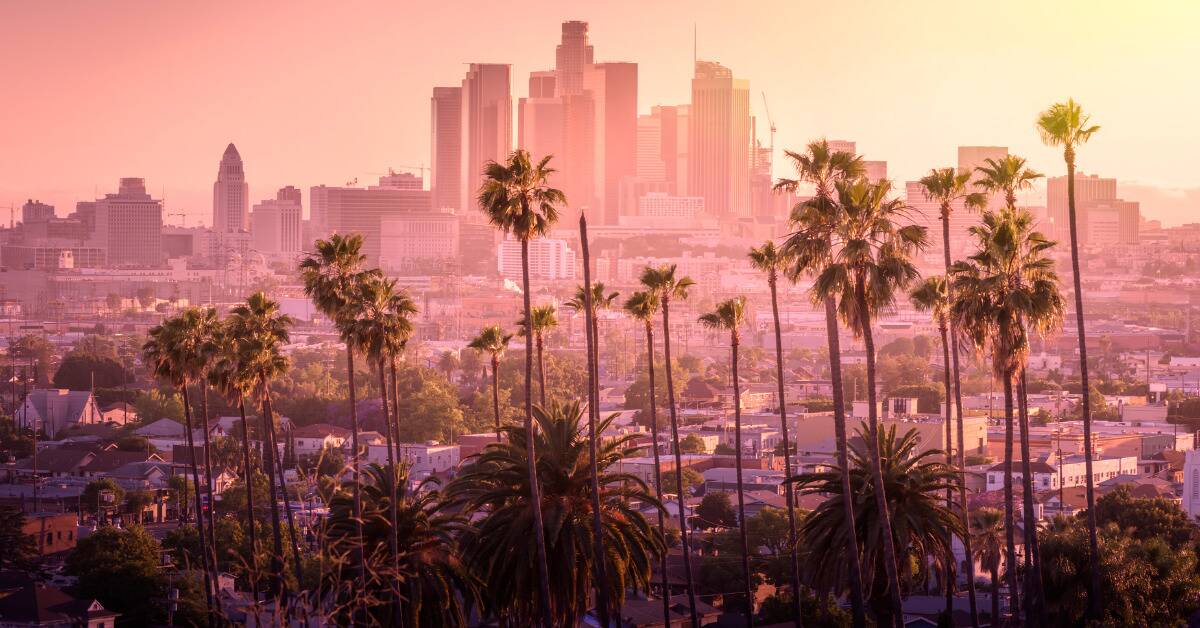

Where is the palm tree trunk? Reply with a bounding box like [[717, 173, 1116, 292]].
[[1065, 151, 1103, 620], [345, 346, 368, 607], [1002, 374, 1020, 622], [536, 334, 547, 408], [644, 321, 673, 627], [262, 384, 305, 613], [768, 274, 803, 627], [196, 384, 223, 616], [378, 361, 402, 625], [258, 384, 286, 601], [854, 282, 903, 628], [942, 214, 979, 627], [520, 236, 554, 628], [1017, 371, 1043, 625], [237, 399, 261, 605], [662, 298, 700, 628], [491, 356, 502, 441], [824, 296, 866, 628], [730, 334, 754, 626], [990, 564, 1000, 626], [579, 215, 612, 626], [938, 322, 956, 619], [179, 384, 215, 623]]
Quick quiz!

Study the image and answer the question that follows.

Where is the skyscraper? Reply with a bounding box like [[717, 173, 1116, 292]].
[[583, 62, 637, 224], [212, 143, 249, 233], [309, 182, 431, 265], [459, 64, 512, 214], [518, 72, 565, 171], [1047, 173, 1138, 245], [555, 21, 593, 97], [431, 86, 462, 212], [251, 186, 303, 256], [689, 61, 751, 219], [91, 178, 163, 268]]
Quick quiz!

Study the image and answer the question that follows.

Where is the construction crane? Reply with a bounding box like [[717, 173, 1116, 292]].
[[761, 91, 776, 161]]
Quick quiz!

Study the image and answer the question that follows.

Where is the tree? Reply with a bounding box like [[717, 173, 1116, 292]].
[[0, 507, 36, 569], [66, 525, 166, 627], [639, 263, 701, 626], [663, 468, 704, 495], [952, 205, 1064, 623], [81, 478, 125, 516], [468, 325, 514, 440], [970, 507, 1006, 625], [300, 233, 377, 600], [1036, 99, 1103, 619], [679, 433, 707, 454], [697, 296, 754, 622], [449, 401, 663, 626], [125, 489, 154, 524], [793, 426, 961, 625], [515, 304, 558, 406], [1093, 485, 1198, 549], [8, 334, 55, 386], [776, 138, 868, 627], [52, 351, 130, 391], [0, 415, 34, 459], [133, 388, 185, 423], [693, 492, 737, 529]]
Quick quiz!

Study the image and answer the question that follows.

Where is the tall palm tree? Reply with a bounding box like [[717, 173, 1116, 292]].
[[566, 281, 620, 405], [748, 240, 804, 625], [449, 401, 664, 626], [143, 313, 216, 619], [802, 177, 927, 628], [917, 167, 986, 625], [515, 304, 558, 406], [324, 464, 479, 625], [476, 149, 564, 626], [227, 292, 303, 601], [969, 508, 1006, 626], [909, 275, 961, 617], [624, 290, 672, 626], [951, 208, 1064, 625], [299, 233, 378, 596], [793, 425, 962, 622], [698, 296, 755, 624], [185, 307, 224, 614], [776, 139, 868, 627], [639, 263, 700, 628], [1037, 99, 1103, 618], [468, 325, 513, 440]]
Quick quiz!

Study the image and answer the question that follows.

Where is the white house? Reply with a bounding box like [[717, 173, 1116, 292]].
[[292, 423, 350, 457], [17, 389, 103, 435], [364, 442, 460, 476], [986, 453, 1139, 493]]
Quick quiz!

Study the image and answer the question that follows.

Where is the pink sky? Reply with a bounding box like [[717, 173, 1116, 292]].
[[2, 1, 1198, 225]]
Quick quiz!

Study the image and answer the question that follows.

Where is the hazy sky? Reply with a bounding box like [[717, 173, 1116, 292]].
[[3, 0, 1198, 226]]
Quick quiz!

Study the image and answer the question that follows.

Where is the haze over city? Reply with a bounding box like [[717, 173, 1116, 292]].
[[4, 2, 1200, 627]]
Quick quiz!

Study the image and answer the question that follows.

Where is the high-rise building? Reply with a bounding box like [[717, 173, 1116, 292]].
[[583, 62, 637, 224], [555, 21, 593, 97], [957, 146, 1009, 210], [636, 114, 666, 182], [91, 178, 163, 268], [21, 200, 55, 224], [212, 143, 249, 233], [1047, 173, 1138, 245], [379, 210, 460, 273], [309, 183, 431, 264], [251, 186, 303, 256], [497, 236, 576, 281], [459, 64, 512, 214], [689, 61, 751, 219], [827, 140, 856, 155], [518, 72, 565, 173], [863, 160, 887, 183], [430, 86, 462, 212]]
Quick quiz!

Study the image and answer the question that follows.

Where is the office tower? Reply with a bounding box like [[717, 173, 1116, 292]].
[[636, 114, 666, 182], [689, 61, 751, 219], [21, 200, 55, 224], [528, 70, 556, 98], [827, 140, 856, 155], [1047, 173, 1138, 245], [91, 178, 163, 268], [212, 143, 249, 233], [518, 72, 565, 171], [251, 186, 303, 256], [497, 236, 576, 281], [583, 62, 637, 224], [379, 210, 460, 273], [864, 160, 888, 183], [555, 21, 593, 97], [309, 183, 431, 264], [459, 64, 512, 214], [638, 193, 704, 219], [374, 171, 423, 190], [431, 86, 462, 211]]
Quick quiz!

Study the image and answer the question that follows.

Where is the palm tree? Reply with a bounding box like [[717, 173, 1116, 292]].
[[515, 304, 558, 406], [951, 208, 1064, 624], [449, 401, 664, 626], [143, 312, 216, 619], [468, 325, 514, 440], [969, 508, 1006, 626], [639, 263, 700, 627], [802, 177, 927, 627], [299, 233, 378, 596], [698, 296, 755, 624], [227, 292, 303, 601], [1037, 99, 1103, 618], [324, 463, 479, 625], [909, 275, 961, 616], [476, 149, 564, 626], [776, 139, 868, 628], [793, 425, 962, 623], [917, 166, 986, 625], [624, 290, 672, 625], [748, 240, 804, 625]]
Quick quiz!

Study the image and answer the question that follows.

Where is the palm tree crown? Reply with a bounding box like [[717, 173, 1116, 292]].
[[1036, 98, 1101, 162], [974, 155, 1043, 210], [468, 325, 512, 362], [477, 149, 565, 242]]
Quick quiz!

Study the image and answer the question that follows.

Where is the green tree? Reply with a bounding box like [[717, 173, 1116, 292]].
[[53, 351, 130, 391], [662, 467, 704, 495], [1093, 485, 1198, 549], [970, 507, 1006, 625], [693, 492, 737, 529], [515, 304, 559, 406], [0, 415, 35, 459], [679, 433, 707, 454], [66, 525, 166, 626], [0, 507, 36, 569], [468, 325, 514, 440], [8, 334, 55, 386], [133, 388, 185, 423], [81, 478, 125, 516]]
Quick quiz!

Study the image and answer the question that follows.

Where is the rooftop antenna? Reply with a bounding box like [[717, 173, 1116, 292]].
[[693, 23, 697, 69]]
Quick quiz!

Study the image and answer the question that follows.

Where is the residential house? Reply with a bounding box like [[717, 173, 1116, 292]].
[[292, 424, 350, 457], [0, 584, 119, 628], [16, 389, 102, 436], [20, 513, 78, 556]]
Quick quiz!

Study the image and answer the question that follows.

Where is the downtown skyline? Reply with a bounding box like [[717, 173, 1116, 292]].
[[2, 0, 1199, 226]]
